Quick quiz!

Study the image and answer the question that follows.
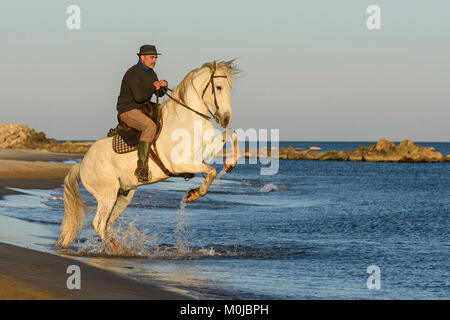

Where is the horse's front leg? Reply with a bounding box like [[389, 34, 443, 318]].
[[183, 164, 216, 203], [202, 129, 240, 175], [224, 132, 240, 173]]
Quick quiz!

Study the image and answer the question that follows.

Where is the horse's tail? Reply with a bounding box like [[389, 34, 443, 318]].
[[55, 163, 87, 249]]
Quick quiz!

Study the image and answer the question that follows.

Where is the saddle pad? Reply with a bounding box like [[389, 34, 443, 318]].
[[112, 134, 138, 154]]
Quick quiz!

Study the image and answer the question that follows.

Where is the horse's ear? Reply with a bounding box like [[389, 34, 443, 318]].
[[212, 60, 217, 72]]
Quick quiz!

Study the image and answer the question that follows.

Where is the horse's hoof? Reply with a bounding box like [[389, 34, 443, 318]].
[[186, 188, 200, 203], [224, 163, 234, 173]]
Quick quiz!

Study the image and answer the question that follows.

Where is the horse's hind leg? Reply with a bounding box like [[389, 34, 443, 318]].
[[91, 195, 117, 242], [81, 170, 120, 243], [104, 189, 137, 240]]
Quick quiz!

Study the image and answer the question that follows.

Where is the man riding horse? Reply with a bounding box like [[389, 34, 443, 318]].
[[116, 44, 168, 183]]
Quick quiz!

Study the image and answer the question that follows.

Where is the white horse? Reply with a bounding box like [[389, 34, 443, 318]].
[[56, 60, 241, 250]]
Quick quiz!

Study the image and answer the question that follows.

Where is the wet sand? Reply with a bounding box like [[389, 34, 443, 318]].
[[0, 148, 190, 299], [0, 243, 189, 299]]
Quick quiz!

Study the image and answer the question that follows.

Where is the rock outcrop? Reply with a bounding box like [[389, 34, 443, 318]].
[[245, 138, 449, 163], [0, 123, 91, 153]]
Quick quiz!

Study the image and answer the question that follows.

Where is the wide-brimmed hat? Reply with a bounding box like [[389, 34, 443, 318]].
[[137, 44, 161, 56]]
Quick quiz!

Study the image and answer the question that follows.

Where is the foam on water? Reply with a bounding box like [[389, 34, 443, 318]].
[[41, 196, 64, 201]]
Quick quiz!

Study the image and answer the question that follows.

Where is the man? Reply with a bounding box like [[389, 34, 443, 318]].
[[116, 45, 168, 182]]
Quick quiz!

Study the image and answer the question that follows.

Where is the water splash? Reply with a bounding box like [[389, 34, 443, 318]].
[[258, 183, 277, 193], [174, 193, 191, 254], [216, 168, 227, 180], [257, 183, 288, 193], [75, 218, 157, 257], [70, 191, 284, 260]]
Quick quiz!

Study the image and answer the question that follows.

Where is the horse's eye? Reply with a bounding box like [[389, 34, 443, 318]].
[[216, 86, 222, 90]]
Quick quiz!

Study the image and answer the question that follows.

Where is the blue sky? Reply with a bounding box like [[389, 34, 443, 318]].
[[0, 1, 449, 141]]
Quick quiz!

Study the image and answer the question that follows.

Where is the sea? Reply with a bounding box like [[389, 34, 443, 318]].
[[0, 141, 449, 299]]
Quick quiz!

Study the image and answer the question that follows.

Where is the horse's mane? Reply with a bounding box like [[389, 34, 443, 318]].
[[175, 59, 240, 105]]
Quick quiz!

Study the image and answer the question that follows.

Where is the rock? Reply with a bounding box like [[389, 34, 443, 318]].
[[247, 138, 445, 163], [258, 147, 273, 158], [0, 123, 91, 153], [348, 151, 363, 161], [309, 146, 322, 151], [395, 139, 443, 163], [375, 138, 396, 152], [278, 146, 297, 159], [244, 147, 258, 158], [319, 150, 343, 161]]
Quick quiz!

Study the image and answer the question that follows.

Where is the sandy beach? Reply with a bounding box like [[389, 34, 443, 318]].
[[0, 148, 190, 300], [0, 149, 81, 199]]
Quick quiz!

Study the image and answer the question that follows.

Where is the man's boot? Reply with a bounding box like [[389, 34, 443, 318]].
[[135, 141, 151, 182]]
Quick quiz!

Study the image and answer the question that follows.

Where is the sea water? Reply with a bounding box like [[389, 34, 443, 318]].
[[0, 141, 449, 299]]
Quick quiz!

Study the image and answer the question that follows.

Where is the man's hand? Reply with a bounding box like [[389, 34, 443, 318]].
[[153, 80, 168, 91]]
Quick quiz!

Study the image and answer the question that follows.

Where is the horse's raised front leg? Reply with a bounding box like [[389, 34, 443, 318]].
[[224, 132, 240, 173], [172, 129, 240, 203], [184, 164, 216, 203], [202, 129, 240, 175]]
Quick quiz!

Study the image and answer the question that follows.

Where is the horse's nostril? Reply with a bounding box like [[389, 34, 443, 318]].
[[223, 113, 230, 125]]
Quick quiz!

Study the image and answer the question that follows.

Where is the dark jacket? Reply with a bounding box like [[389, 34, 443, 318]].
[[116, 62, 164, 115]]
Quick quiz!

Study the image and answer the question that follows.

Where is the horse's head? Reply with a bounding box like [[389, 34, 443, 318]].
[[199, 60, 239, 128]]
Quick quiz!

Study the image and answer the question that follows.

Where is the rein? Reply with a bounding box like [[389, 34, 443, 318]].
[[159, 70, 228, 120], [163, 87, 211, 120], [149, 69, 227, 180]]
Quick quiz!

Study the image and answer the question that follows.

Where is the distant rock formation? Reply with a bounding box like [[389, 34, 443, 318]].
[[245, 138, 449, 163], [0, 123, 91, 153]]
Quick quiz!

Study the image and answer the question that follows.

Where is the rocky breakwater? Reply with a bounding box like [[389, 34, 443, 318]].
[[0, 123, 91, 153], [245, 138, 449, 163]]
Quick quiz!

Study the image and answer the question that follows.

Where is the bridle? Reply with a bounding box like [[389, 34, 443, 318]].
[[161, 68, 227, 121], [201, 70, 228, 119]]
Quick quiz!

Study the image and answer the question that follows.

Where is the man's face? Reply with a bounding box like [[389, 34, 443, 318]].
[[140, 54, 158, 69]]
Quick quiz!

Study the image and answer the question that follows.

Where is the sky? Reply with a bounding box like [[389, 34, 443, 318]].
[[0, 0, 449, 141]]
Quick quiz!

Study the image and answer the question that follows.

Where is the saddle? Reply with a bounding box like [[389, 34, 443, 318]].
[[108, 101, 193, 180], [108, 101, 160, 147]]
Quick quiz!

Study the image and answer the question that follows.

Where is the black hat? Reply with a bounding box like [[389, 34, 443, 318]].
[[137, 44, 161, 56]]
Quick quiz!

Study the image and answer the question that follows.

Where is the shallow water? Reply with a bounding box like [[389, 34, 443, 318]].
[[0, 141, 449, 299]]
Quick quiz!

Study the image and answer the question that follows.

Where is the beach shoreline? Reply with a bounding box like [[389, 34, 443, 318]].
[[0, 242, 190, 299]]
